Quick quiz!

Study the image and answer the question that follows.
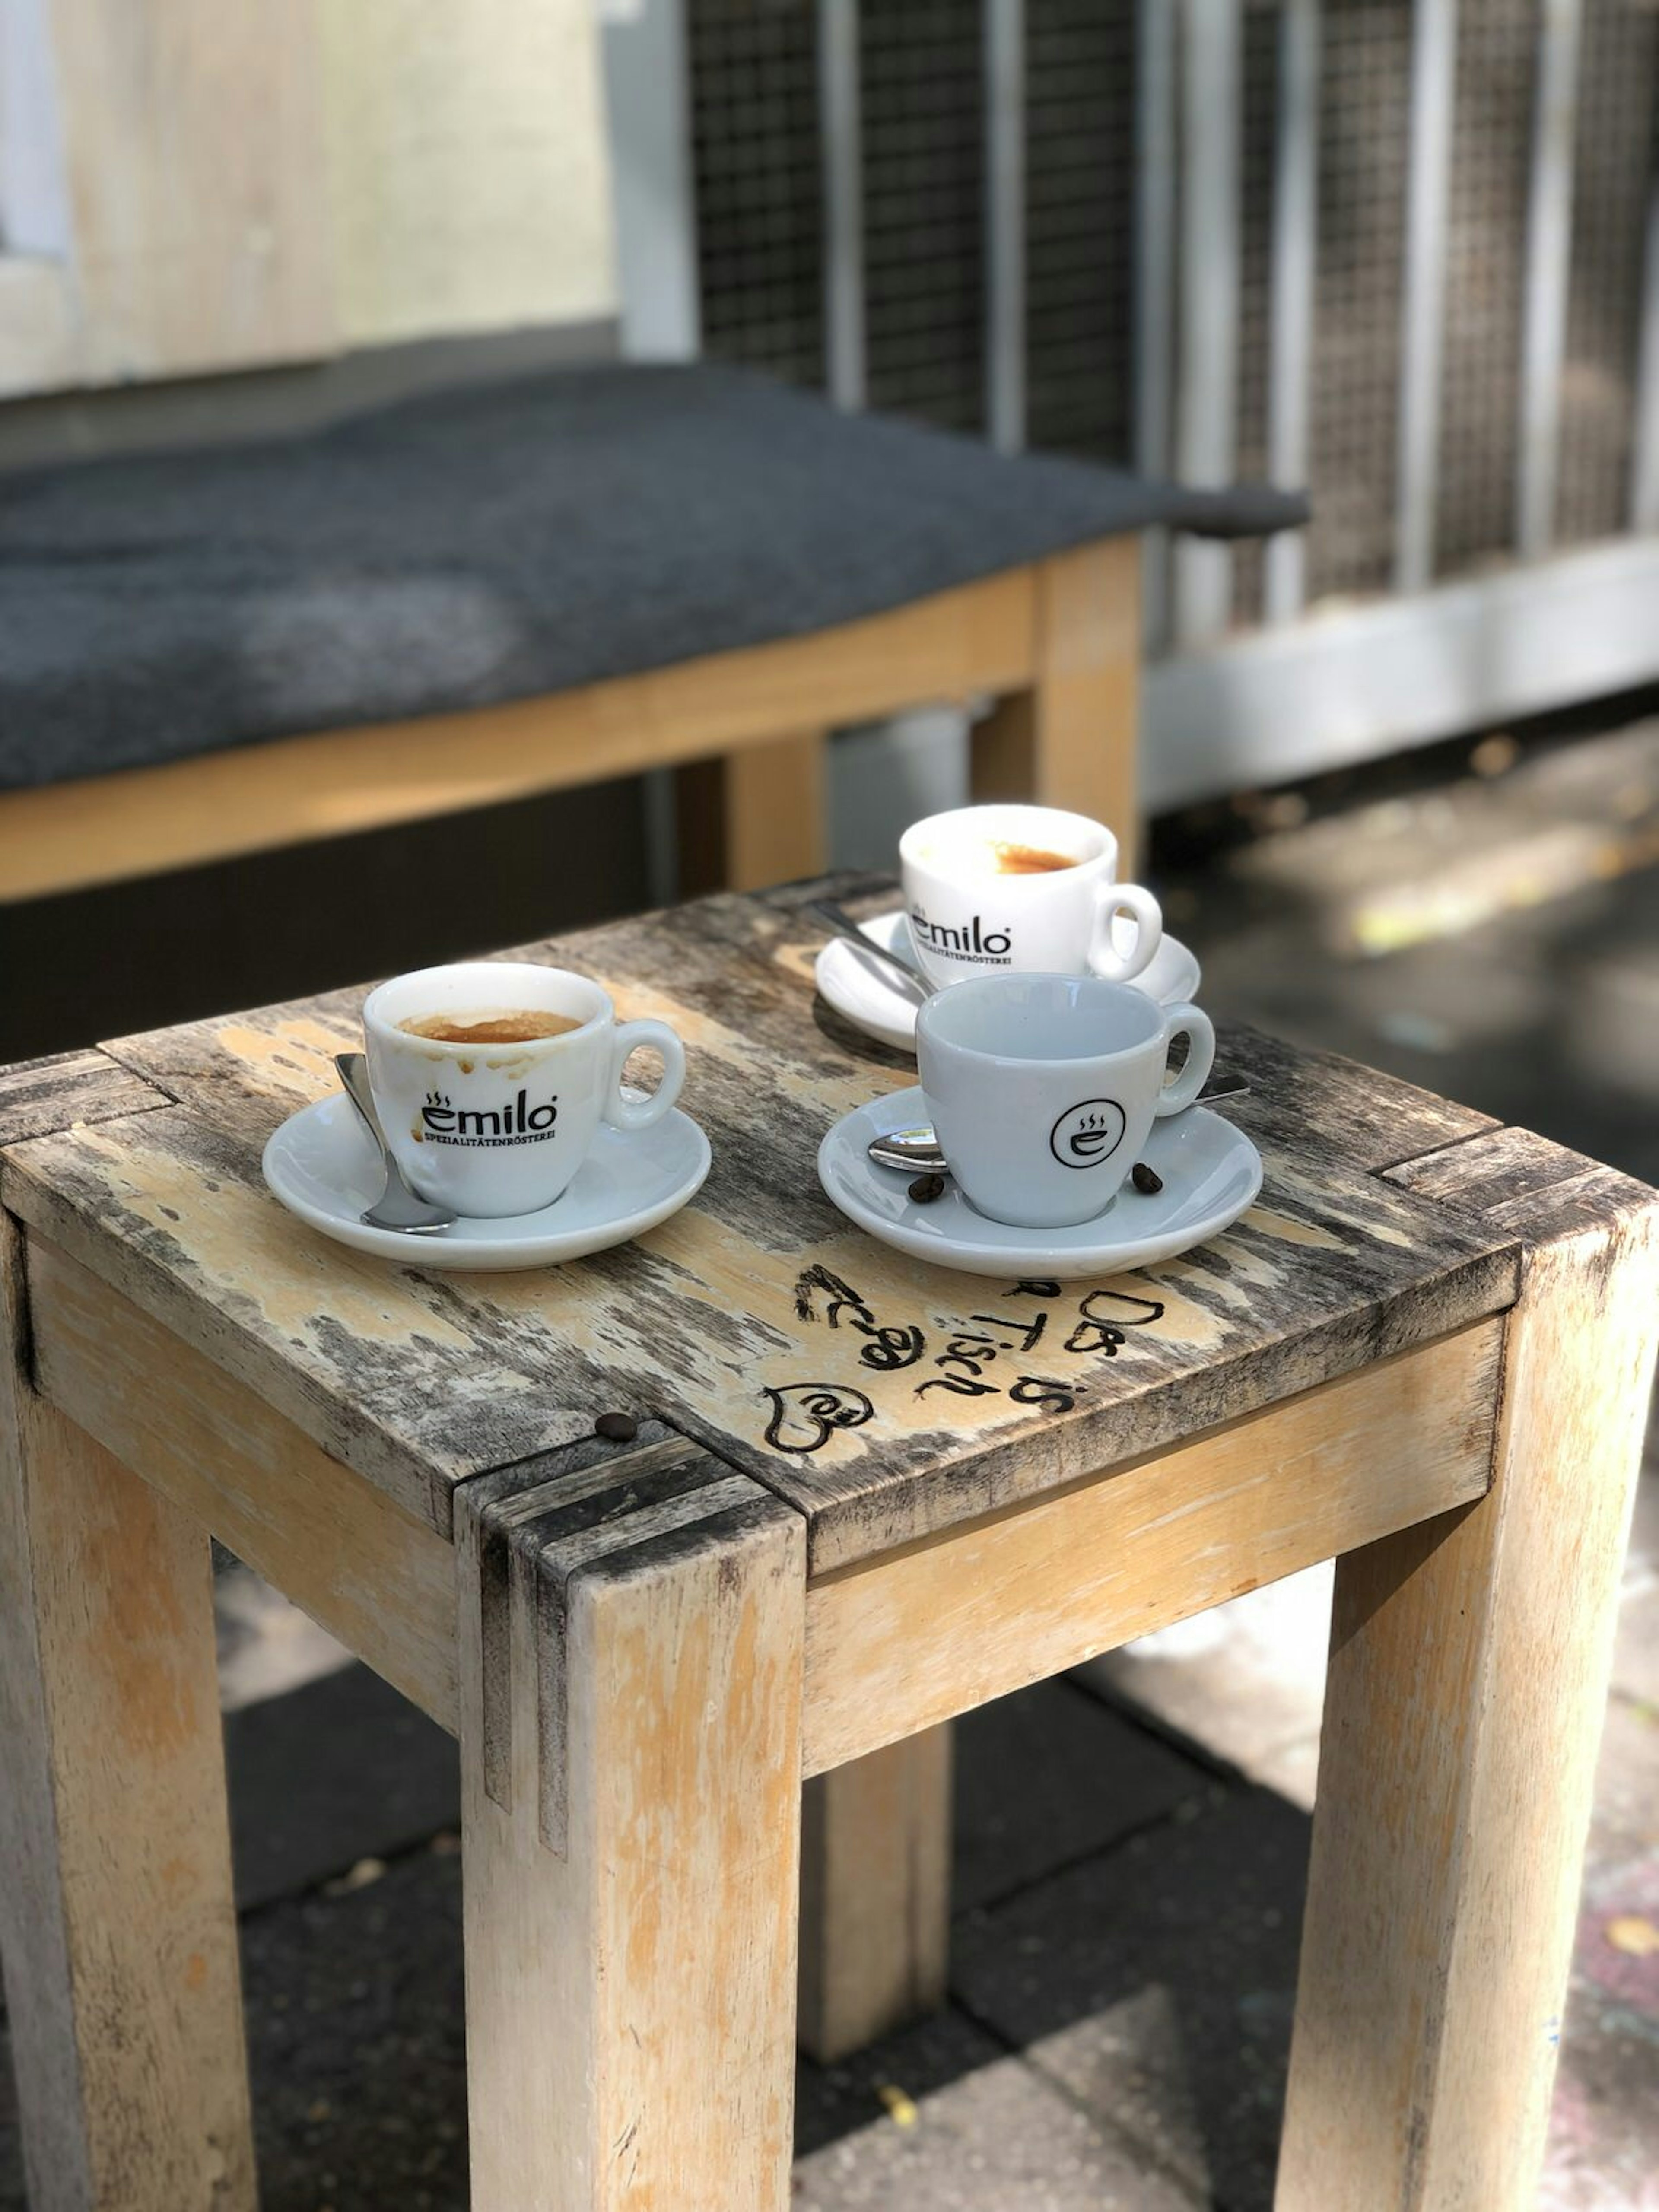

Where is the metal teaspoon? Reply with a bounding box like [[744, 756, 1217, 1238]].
[[334, 1052, 456, 1235]]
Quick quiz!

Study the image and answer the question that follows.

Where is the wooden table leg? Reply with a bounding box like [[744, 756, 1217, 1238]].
[[972, 539, 1141, 871], [457, 1442, 807, 2211], [676, 730, 828, 896], [797, 1723, 952, 2063], [0, 1224, 255, 2212], [1278, 1202, 1659, 2211]]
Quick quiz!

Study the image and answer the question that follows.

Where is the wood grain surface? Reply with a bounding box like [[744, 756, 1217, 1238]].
[[458, 1425, 805, 2210], [801, 1319, 1503, 1773], [0, 878, 1534, 1569], [0, 1049, 170, 1148], [456, 1423, 775, 1850], [1281, 1134, 1659, 2209], [798, 1726, 952, 2061], [0, 1217, 256, 2212], [28, 1235, 459, 1729]]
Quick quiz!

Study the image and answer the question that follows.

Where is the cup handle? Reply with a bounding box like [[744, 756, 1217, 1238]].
[[605, 1019, 686, 1133], [1155, 1003, 1216, 1116], [1090, 882, 1163, 983]]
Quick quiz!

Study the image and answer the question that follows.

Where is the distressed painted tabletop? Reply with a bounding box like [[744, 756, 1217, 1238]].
[[0, 876, 1542, 1572]]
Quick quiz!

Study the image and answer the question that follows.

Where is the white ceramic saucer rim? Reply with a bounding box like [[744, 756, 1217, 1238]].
[[816, 1087, 1262, 1279], [815, 909, 1202, 1056], [262, 1093, 711, 1270]]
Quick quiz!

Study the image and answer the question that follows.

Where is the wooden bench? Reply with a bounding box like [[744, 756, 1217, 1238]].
[[0, 363, 1304, 902], [7, 874, 1645, 2209]]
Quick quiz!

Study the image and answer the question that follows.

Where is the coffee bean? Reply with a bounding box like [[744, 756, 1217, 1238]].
[[594, 1411, 638, 1443], [1131, 1162, 1163, 1195], [908, 1173, 947, 1204]]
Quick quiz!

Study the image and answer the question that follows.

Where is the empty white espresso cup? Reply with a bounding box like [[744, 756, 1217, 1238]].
[[916, 972, 1215, 1228], [899, 803, 1162, 991], [362, 961, 686, 1218]]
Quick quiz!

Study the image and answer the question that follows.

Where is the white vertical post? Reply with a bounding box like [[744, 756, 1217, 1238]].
[[597, 0, 701, 906], [985, 0, 1027, 454], [1394, 0, 1459, 594], [596, 0, 702, 362], [1135, 0, 1178, 655], [1634, 178, 1659, 534], [0, 0, 73, 257], [1264, 0, 1320, 623], [819, 0, 867, 411], [1174, 0, 1242, 650], [1516, 0, 1582, 559]]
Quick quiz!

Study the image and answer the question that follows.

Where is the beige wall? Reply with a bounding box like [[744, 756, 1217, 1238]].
[[317, 0, 616, 350], [0, 0, 618, 397]]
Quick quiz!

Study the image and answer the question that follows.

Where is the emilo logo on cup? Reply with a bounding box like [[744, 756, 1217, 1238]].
[[420, 1087, 560, 1146], [908, 908, 1013, 966]]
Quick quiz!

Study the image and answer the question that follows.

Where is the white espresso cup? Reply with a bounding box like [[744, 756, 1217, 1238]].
[[899, 803, 1162, 992], [916, 972, 1216, 1228], [362, 960, 686, 1218]]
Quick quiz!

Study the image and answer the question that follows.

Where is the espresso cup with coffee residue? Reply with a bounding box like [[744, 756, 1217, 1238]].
[[899, 803, 1162, 992], [362, 960, 686, 1218]]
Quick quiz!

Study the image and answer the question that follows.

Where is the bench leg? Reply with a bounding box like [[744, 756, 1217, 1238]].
[[972, 539, 1141, 871], [797, 1723, 953, 2063], [676, 729, 828, 896], [0, 1231, 254, 2212], [458, 1475, 806, 2211], [1278, 1213, 1659, 2210]]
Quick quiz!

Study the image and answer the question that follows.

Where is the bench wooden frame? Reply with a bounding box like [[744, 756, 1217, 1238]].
[[0, 538, 1140, 905]]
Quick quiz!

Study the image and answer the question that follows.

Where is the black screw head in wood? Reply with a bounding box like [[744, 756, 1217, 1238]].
[[908, 1173, 947, 1204], [594, 1411, 639, 1443], [1131, 1162, 1163, 1195]]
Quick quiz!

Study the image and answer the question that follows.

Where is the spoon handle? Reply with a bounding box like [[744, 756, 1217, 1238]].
[[807, 900, 928, 994], [334, 1051, 388, 1143]]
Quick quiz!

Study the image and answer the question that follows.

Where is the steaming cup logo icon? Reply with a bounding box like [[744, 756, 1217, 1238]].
[[1049, 1098, 1127, 1170]]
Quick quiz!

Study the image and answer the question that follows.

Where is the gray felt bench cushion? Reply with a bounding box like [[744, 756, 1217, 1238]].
[[0, 362, 1306, 792]]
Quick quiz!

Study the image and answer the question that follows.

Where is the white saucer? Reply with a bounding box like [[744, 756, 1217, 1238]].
[[262, 1092, 711, 1271], [817, 1086, 1262, 1280], [816, 910, 1202, 1054]]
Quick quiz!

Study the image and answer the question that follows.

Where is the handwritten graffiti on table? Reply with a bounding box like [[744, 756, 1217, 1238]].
[[794, 1265, 927, 1373], [764, 1268, 1167, 1452]]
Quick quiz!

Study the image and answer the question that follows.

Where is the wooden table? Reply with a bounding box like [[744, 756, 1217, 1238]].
[[1, 876, 1654, 2212]]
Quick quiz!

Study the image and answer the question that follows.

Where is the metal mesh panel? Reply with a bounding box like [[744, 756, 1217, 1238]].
[[1024, 0, 1137, 464], [689, 0, 825, 388], [1434, 0, 1533, 577], [861, 0, 985, 432], [1557, 0, 1659, 545], [1306, 1, 1413, 600], [686, 0, 1650, 640], [1232, 0, 1282, 625]]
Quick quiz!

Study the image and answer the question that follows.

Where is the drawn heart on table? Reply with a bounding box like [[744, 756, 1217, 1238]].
[[762, 1383, 876, 1455]]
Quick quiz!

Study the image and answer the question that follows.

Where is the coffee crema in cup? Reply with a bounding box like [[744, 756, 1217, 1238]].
[[399, 1010, 583, 1046], [988, 840, 1078, 876]]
